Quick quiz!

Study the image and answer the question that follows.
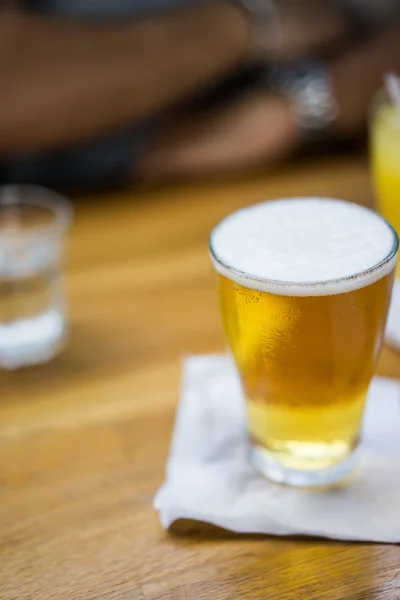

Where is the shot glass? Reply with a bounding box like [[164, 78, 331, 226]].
[[0, 185, 73, 369]]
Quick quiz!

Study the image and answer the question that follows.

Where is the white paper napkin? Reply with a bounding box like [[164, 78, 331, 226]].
[[155, 354, 400, 543], [386, 280, 400, 351]]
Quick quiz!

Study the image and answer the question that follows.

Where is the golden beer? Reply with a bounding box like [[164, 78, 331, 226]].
[[210, 198, 397, 486], [371, 92, 400, 277]]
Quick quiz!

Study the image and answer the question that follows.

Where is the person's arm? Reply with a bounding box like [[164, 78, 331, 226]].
[[137, 22, 400, 180], [0, 3, 250, 155], [136, 89, 300, 179]]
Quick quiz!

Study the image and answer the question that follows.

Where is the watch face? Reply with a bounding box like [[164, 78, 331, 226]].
[[268, 62, 338, 132]]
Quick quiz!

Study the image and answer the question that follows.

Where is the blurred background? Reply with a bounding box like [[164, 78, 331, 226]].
[[1, 0, 400, 193]]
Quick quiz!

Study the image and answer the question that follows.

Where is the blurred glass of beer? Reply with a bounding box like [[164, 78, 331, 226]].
[[371, 90, 400, 277], [210, 198, 397, 486]]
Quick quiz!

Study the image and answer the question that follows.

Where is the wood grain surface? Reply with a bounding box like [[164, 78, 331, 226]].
[[1, 157, 400, 600]]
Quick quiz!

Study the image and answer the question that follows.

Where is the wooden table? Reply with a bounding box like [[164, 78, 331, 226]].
[[1, 157, 400, 600]]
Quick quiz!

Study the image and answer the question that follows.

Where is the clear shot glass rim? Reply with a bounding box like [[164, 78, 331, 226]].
[[0, 184, 73, 239]]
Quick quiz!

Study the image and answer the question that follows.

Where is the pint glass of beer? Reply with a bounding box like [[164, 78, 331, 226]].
[[210, 198, 397, 486], [371, 90, 400, 278]]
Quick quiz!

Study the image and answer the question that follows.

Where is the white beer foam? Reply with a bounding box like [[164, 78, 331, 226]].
[[210, 198, 398, 297]]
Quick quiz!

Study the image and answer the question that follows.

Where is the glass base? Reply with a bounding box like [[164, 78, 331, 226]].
[[250, 443, 358, 488], [0, 310, 66, 369]]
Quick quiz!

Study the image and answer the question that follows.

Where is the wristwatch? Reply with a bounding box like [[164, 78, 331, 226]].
[[268, 62, 339, 136]]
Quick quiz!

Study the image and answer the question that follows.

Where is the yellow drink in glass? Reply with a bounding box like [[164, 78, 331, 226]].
[[371, 93, 400, 276]]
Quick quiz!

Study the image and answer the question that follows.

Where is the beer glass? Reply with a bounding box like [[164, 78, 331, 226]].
[[371, 90, 400, 348], [210, 198, 397, 486], [371, 89, 400, 278]]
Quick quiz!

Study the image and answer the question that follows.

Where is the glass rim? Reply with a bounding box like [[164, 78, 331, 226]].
[[0, 184, 73, 238], [372, 87, 400, 131], [209, 206, 399, 296]]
